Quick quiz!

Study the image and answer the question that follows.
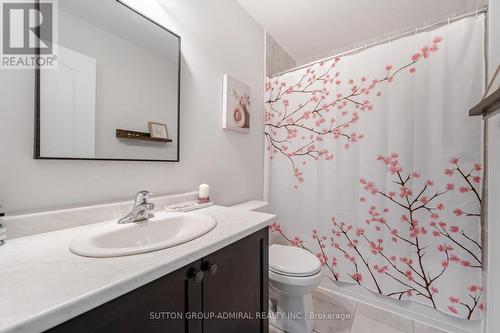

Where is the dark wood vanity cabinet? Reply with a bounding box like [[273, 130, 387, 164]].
[[46, 228, 269, 333], [203, 228, 269, 333]]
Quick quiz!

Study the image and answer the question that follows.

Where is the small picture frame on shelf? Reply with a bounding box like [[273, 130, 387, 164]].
[[148, 122, 169, 139]]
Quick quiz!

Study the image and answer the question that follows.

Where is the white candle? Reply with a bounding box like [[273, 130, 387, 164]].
[[198, 184, 210, 199]]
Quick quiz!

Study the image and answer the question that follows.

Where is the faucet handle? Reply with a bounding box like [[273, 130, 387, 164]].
[[135, 191, 154, 205]]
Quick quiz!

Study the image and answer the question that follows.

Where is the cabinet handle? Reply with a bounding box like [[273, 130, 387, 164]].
[[194, 271, 204, 283], [202, 261, 218, 276], [187, 268, 204, 283]]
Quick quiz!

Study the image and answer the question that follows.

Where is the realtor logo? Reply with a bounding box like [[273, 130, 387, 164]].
[[1, 0, 57, 69]]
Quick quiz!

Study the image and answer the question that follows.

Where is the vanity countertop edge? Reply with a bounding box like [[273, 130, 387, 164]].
[[0, 205, 276, 333]]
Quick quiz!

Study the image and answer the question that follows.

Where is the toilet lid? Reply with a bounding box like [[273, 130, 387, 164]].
[[269, 244, 322, 277]]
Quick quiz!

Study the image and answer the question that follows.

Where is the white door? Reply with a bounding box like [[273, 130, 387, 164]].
[[40, 45, 97, 158]]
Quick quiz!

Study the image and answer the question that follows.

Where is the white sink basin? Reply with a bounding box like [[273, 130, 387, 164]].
[[69, 212, 217, 258]]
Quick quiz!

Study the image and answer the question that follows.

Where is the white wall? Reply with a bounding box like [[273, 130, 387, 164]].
[[486, 0, 500, 331], [0, 0, 265, 214]]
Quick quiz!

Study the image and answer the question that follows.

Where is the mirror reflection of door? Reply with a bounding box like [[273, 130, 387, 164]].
[[40, 45, 97, 158]]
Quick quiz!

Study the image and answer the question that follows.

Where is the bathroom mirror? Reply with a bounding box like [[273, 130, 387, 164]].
[[35, 0, 180, 161]]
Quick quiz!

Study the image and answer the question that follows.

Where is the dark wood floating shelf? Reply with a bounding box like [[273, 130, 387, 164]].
[[469, 87, 500, 117], [116, 129, 172, 143]]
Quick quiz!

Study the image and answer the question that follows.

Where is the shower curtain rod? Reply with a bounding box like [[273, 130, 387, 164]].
[[269, 5, 488, 78]]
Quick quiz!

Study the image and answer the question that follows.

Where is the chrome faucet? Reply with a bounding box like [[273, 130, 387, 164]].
[[118, 191, 155, 224]]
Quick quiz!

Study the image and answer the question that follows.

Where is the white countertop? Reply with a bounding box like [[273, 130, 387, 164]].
[[0, 206, 275, 333]]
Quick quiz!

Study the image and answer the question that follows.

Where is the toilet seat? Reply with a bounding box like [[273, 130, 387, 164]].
[[269, 268, 323, 287], [269, 244, 322, 277]]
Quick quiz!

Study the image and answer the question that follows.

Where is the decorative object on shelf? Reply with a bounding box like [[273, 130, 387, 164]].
[[116, 129, 172, 143], [470, 65, 500, 117], [148, 121, 170, 139], [198, 184, 210, 203], [0, 206, 6, 246], [165, 200, 214, 212], [222, 74, 251, 133]]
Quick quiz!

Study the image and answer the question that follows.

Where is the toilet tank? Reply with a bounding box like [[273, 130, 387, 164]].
[[230, 200, 269, 213]]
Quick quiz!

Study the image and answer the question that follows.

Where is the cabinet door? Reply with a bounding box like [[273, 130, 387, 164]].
[[46, 261, 203, 333], [202, 227, 269, 333]]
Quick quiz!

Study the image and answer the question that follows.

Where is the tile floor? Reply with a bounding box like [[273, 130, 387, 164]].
[[269, 291, 447, 333]]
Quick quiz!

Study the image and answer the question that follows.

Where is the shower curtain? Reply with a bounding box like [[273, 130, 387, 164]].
[[265, 16, 485, 320]]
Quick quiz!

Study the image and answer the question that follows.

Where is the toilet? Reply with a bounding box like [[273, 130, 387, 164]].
[[231, 201, 323, 333]]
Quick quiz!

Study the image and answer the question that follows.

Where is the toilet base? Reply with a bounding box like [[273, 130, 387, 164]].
[[269, 287, 316, 333]]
